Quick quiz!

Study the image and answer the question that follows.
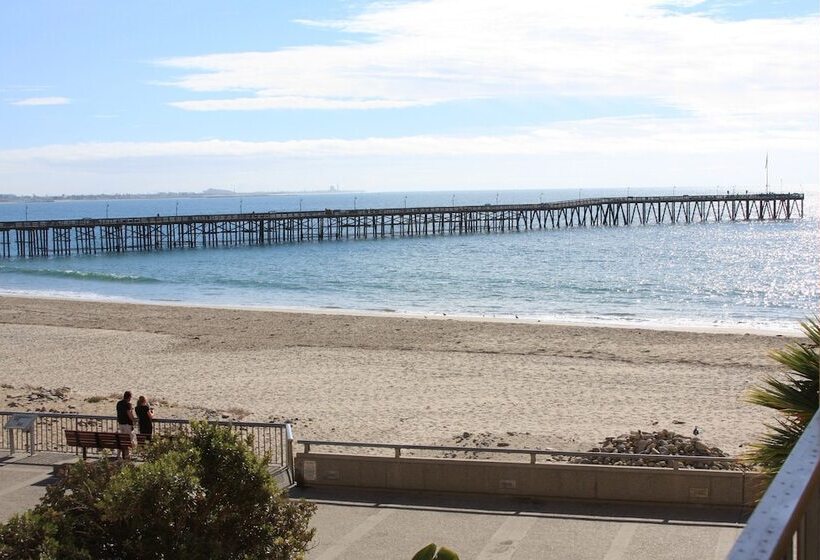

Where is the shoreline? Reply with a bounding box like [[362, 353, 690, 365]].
[[0, 290, 801, 337], [0, 294, 802, 455]]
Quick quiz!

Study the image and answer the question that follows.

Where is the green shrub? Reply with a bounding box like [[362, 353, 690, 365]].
[[0, 423, 315, 559], [413, 543, 460, 560]]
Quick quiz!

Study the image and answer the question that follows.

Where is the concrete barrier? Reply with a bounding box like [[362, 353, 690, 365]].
[[296, 453, 766, 508]]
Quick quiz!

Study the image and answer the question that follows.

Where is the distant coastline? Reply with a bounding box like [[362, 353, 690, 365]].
[[0, 186, 361, 204]]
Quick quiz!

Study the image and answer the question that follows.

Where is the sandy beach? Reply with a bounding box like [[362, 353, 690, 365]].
[[0, 295, 801, 455]]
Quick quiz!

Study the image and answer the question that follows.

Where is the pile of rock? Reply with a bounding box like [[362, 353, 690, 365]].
[[571, 429, 739, 470], [5, 386, 73, 412]]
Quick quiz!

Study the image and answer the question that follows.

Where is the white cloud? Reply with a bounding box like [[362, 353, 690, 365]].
[[0, 115, 814, 195], [0, 114, 813, 163], [1, 1, 817, 195], [156, 0, 819, 128], [11, 96, 71, 106], [170, 96, 441, 111], [3, 104, 814, 193]]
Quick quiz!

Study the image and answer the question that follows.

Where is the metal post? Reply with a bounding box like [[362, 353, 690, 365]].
[[285, 423, 294, 475]]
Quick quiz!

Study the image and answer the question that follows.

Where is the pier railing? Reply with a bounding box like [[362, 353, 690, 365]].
[[0, 411, 293, 469], [728, 411, 820, 560], [0, 192, 804, 258]]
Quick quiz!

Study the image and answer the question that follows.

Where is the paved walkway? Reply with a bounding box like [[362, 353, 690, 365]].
[[294, 487, 745, 560], [1, 453, 745, 559], [0, 453, 68, 523]]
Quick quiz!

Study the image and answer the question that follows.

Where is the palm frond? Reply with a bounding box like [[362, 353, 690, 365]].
[[744, 418, 805, 475], [798, 316, 820, 346], [746, 373, 818, 420], [744, 317, 819, 474]]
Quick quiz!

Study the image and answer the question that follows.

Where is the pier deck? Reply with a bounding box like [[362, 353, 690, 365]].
[[0, 193, 804, 258]]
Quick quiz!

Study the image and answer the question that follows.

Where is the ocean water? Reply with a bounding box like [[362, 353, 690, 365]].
[[0, 188, 817, 333]]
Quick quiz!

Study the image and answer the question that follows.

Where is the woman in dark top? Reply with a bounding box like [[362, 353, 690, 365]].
[[135, 396, 154, 441]]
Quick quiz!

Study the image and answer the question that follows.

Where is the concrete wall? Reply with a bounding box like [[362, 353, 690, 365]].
[[296, 453, 766, 508]]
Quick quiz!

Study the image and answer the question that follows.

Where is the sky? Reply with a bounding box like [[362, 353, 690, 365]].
[[0, 0, 818, 196]]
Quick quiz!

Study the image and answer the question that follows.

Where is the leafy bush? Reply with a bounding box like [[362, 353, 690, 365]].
[[0, 423, 315, 559]]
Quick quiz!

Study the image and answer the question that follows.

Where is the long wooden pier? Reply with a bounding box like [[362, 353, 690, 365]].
[[0, 192, 804, 258]]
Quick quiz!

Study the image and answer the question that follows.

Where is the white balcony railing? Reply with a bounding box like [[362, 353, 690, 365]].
[[728, 412, 820, 559]]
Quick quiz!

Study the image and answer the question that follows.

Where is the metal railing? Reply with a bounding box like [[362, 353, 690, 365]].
[[0, 192, 803, 229], [0, 411, 293, 468], [299, 440, 743, 470], [728, 412, 820, 560]]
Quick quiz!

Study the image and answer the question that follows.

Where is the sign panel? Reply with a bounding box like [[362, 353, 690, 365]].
[[5, 414, 36, 431]]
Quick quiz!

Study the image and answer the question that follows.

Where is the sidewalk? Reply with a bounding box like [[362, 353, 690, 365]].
[[0, 453, 72, 523], [293, 486, 746, 560], [1, 452, 746, 559]]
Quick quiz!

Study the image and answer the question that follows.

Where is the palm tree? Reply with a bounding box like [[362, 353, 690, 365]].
[[744, 317, 819, 474]]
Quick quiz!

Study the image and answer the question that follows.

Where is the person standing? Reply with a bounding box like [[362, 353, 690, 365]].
[[135, 396, 154, 442], [115, 391, 136, 459]]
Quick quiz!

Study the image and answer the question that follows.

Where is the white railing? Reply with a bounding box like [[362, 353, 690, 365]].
[[728, 412, 820, 560], [0, 411, 293, 468], [299, 439, 743, 470]]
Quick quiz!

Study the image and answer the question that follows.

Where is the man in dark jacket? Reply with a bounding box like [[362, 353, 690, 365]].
[[115, 391, 136, 459]]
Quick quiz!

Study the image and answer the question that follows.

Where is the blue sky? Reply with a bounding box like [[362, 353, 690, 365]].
[[1, 0, 817, 195]]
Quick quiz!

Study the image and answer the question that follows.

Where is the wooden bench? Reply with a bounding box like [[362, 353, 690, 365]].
[[65, 429, 136, 459]]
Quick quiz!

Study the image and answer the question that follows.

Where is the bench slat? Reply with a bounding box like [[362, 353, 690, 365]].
[[65, 430, 80, 446], [97, 433, 132, 448], [64, 429, 134, 458], [77, 432, 99, 446]]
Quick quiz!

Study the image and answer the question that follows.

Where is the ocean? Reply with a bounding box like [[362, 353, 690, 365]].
[[0, 187, 817, 334]]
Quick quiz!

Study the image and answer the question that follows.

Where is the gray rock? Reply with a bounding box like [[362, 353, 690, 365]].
[[694, 441, 710, 453]]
